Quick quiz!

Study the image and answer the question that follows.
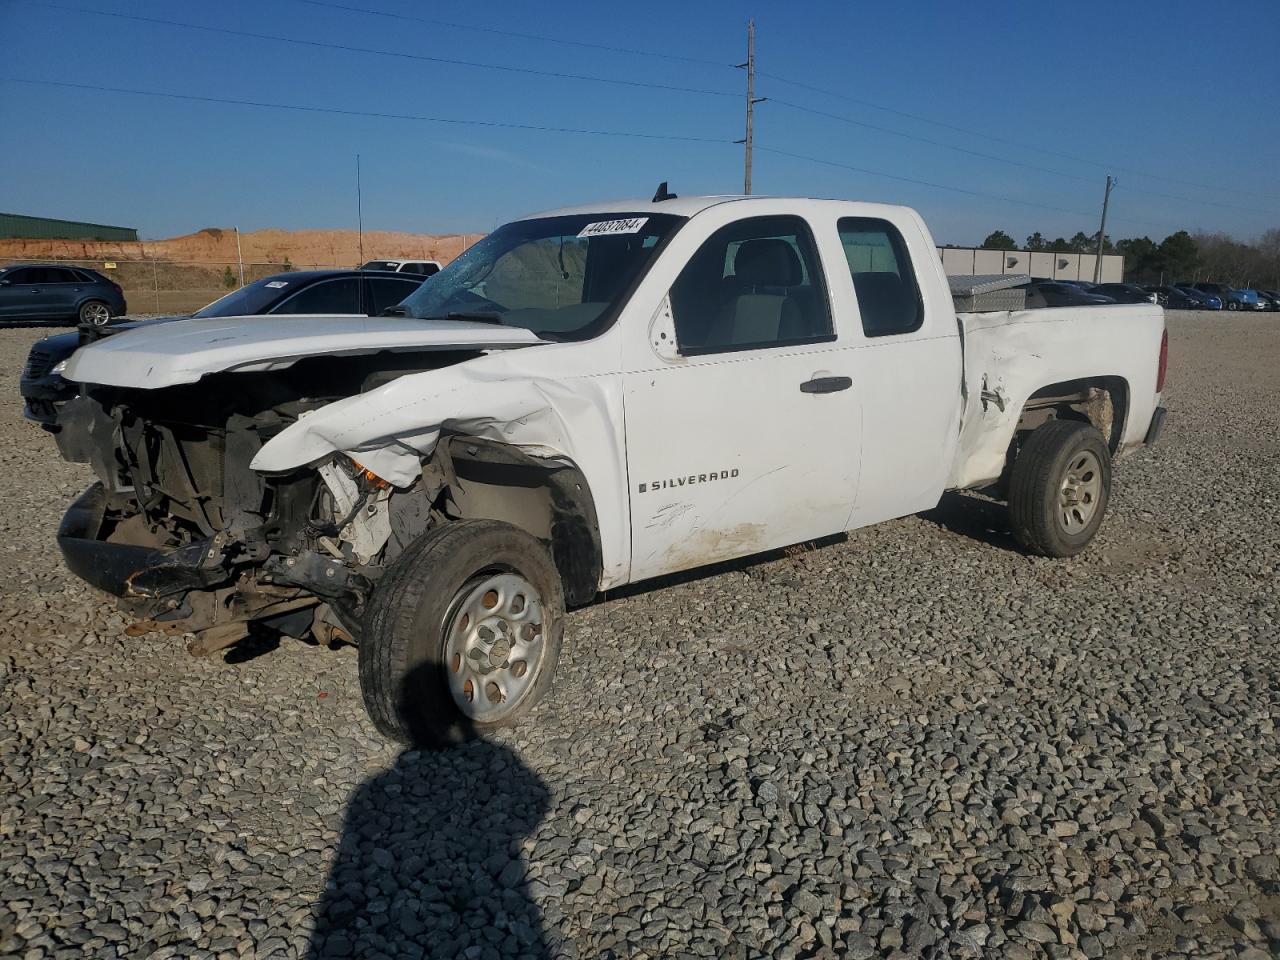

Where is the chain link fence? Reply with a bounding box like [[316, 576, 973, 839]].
[[2, 256, 349, 315]]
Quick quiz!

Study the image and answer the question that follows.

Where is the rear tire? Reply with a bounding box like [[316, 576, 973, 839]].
[[1008, 420, 1111, 558], [79, 300, 111, 326], [360, 519, 565, 747]]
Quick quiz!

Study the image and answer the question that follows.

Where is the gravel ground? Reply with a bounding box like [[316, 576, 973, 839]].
[[1, 312, 1277, 960]]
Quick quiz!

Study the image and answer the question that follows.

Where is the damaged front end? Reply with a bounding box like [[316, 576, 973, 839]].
[[54, 353, 477, 650]]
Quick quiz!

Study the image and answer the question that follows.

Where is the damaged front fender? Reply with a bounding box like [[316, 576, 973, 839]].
[[249, 346, 632, 587]]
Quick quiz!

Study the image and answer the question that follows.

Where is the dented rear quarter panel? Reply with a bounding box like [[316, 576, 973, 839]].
[[950, 303, 1166, 490]]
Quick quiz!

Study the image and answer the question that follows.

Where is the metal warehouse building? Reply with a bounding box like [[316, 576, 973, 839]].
[[0, 212, 138, 242], [938, 246, 1124, 284]]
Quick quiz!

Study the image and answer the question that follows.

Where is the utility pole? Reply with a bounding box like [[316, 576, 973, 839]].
[[356, 154, 365, 267], [1093, 175, 1115, 283], [234, 226, 245, 287], [735, 20, 766, 195]]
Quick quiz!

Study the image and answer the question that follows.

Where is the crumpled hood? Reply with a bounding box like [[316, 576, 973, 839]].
[[62, 314, 544, 389]]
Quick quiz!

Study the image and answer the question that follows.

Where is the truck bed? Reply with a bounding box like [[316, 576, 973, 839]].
[[949, 304, 1166, 490]]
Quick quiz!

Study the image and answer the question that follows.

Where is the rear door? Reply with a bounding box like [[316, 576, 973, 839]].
[[833, 215, 962, 528], [621, 210, 862, 580], [45, 266, 86, 317]]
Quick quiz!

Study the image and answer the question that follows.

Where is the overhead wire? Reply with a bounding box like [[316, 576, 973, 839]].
[[291, 0, 732, 67], [0, 77, 733, 143], [15, 1, 1271, 222], [23, 2, 739, 99]]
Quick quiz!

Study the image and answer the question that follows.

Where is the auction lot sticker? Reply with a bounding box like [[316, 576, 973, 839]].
[[578, 217, 649, 238]]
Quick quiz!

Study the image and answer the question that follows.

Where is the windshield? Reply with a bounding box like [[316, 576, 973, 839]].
[[397, 213, 684, 340], [192, 276, 294, 318]]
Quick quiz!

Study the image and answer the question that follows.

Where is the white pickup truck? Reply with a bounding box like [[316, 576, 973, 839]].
[[53, 193, 1168, 745]]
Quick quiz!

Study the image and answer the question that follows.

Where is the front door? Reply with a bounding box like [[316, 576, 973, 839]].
[[0, 267, 50, 319], [623, 214, 862, 582]]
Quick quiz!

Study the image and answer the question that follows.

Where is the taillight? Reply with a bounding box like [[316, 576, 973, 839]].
[[1156, 328, 1168, 393]]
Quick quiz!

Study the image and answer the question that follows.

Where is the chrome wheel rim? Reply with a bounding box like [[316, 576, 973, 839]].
[[1059, 450, 1102, 532], [442, 571, 545, 722], [83, 303, 110, 325]]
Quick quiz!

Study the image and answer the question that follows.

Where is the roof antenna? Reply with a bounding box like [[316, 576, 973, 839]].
[[652, 181, 677, 202]]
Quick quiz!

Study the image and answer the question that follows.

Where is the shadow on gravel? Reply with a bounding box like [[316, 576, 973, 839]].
[[919, 490, 1022, 553], [307, 672, 552, 959]]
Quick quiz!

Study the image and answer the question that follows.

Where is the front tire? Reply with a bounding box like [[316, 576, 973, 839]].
[[78, 300, 111, 326], [360, 519, 565, 747], [1008, 420, 1112, 557]]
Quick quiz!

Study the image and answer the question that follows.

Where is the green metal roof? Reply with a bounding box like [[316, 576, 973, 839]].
[[0, 212, 138, 242]]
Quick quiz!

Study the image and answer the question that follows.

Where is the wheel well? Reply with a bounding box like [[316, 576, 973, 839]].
[[995, 377, 1128, 493], [1015, 376, 1129, 452], [427, 437, 603, 607]]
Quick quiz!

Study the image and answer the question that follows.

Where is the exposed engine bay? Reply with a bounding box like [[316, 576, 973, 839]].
[[53, 348, 580, 653]]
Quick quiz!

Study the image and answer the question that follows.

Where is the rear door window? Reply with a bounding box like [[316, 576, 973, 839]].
[[368, 277, 422, 315], [838, 218, 924, 337]]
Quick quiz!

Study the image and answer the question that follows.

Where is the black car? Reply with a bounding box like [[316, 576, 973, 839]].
[[1092, 283, 1157, 305], [1025, 281, 1118, 308], [1145, 285, 1201, 309], [0, 263, 127, 325], [21, 268, 427, 427]]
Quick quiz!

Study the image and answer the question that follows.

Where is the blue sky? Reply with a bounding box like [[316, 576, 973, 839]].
[[1, 0, 1276, 246]]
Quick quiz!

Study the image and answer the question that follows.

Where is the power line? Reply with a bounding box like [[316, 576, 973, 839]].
[[31, 1, 1270, 211], [754, 145, 1096, 218], [0, 77, 734, 143], [769, 98, 1272, 216], [5, 74, 1184, 233], [292, 0, 731, 67], [759, 69, 1280, 204], [24, 2, 738, 99]]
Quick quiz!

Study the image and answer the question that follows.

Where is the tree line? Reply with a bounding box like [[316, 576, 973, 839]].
[[974, 227, 1280, 288]]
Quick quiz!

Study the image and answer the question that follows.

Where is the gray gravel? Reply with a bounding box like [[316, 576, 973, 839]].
[[1, 311, 1277, 960]]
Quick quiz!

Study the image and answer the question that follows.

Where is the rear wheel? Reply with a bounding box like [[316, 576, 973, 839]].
[[360, 519, 564, 746], [1008, 420, 1112, 557], [78, 300, 111, 326]]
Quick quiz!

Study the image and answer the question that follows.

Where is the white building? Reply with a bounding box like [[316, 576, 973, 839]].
[[938, 247, 1124, 284]]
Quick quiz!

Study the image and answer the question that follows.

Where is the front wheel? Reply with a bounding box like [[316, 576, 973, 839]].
[[78, 300, 111, 326], [360, 519, 565, 747], [1008, 420, 1112, 557]]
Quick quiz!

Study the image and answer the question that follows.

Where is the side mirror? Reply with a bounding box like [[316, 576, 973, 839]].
[[0, 279, 10, 286]]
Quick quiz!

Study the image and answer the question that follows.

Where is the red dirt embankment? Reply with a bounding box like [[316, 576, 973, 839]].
[[0, 226, 475, 268]]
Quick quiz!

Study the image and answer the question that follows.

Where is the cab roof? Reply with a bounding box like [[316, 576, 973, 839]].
[[519, 195, 917, 222]]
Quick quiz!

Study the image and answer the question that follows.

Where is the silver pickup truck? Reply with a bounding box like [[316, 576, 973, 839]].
[[53, 194, 1167, 745]]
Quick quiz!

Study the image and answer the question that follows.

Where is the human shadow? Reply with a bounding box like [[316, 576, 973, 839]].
[[307, 668, 552, 959]]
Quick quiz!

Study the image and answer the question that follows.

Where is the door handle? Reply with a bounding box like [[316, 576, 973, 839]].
[[800, 376, 852, 394]]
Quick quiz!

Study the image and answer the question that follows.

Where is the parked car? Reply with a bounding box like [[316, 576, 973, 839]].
[[1026, 281, 1118, 307], [1256, 289, 1280, 311], [49, 193, 1167, 745], [1170, 286, 1222, 310], [1237, 289, 1267, 311], [21, 268, 427, 428], [1185, 282, 1255, 311], [360, 259, 441, 277], [1144, 286, 1200, 309], [0, 263, 126, 325], [1092, 283, 1158, 305]]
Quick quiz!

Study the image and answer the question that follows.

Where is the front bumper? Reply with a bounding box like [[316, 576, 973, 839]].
[[58, 483, 232, 601]]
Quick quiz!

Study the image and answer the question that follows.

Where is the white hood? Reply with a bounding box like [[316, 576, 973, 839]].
[[63, 314, 544, 389]]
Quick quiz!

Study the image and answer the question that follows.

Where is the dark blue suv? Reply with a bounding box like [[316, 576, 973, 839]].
[[0, 263, 127, 325]]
